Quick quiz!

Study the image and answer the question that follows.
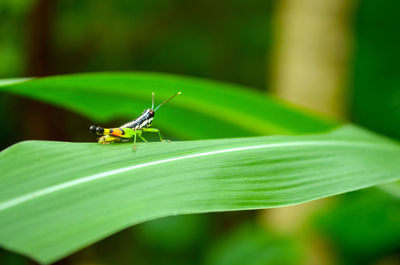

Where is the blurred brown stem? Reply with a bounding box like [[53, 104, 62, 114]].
[[26, 0, 56, 77], [266, 1, 357, 264], [270, 0, 356, 118]]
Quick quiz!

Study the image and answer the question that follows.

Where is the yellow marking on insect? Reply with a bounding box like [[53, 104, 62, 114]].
[[89, 92, 181, 147]]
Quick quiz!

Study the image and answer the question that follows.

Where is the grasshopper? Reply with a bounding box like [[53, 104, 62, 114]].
[[90, 92, 181, 147]]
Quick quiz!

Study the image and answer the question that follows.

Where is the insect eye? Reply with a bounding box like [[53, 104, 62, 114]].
[[89, 126, 97, 133]]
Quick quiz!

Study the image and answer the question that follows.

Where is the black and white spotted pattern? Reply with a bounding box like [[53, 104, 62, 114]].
[[120, 109, 154, 130]]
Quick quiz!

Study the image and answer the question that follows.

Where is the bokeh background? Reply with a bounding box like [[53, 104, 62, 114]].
[[1, 0, 400, 264]]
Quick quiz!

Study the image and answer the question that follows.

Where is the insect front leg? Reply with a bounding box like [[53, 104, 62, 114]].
[[142, 128, 165, 142], [137, 130, 148, 143]]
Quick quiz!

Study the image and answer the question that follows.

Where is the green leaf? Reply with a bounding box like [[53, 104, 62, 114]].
[[1, 125, 400, 264], [0, 78, 32, 86], [0, 72, 336, 139]]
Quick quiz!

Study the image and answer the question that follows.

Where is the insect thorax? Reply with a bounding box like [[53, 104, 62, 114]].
[[120, 109, 154, 130]]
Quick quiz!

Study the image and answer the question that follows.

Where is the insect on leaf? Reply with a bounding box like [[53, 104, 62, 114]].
[[0, 125, 400, 263]]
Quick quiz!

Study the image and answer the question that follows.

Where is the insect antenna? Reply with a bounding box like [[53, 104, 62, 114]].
[[151, 92, 155, 110], [154, 91, 181, 111]]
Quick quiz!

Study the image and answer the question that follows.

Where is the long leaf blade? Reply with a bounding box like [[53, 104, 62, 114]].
[[0, 72, 336, 139], [0, 125, 399, 263]]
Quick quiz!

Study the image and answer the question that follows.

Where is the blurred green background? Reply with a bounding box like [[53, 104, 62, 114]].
[[1, 0, 399, 264]]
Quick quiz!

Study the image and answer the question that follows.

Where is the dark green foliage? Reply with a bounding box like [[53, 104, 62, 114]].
[[315, 189, 400, 264], [352, 0, 400, 140]]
